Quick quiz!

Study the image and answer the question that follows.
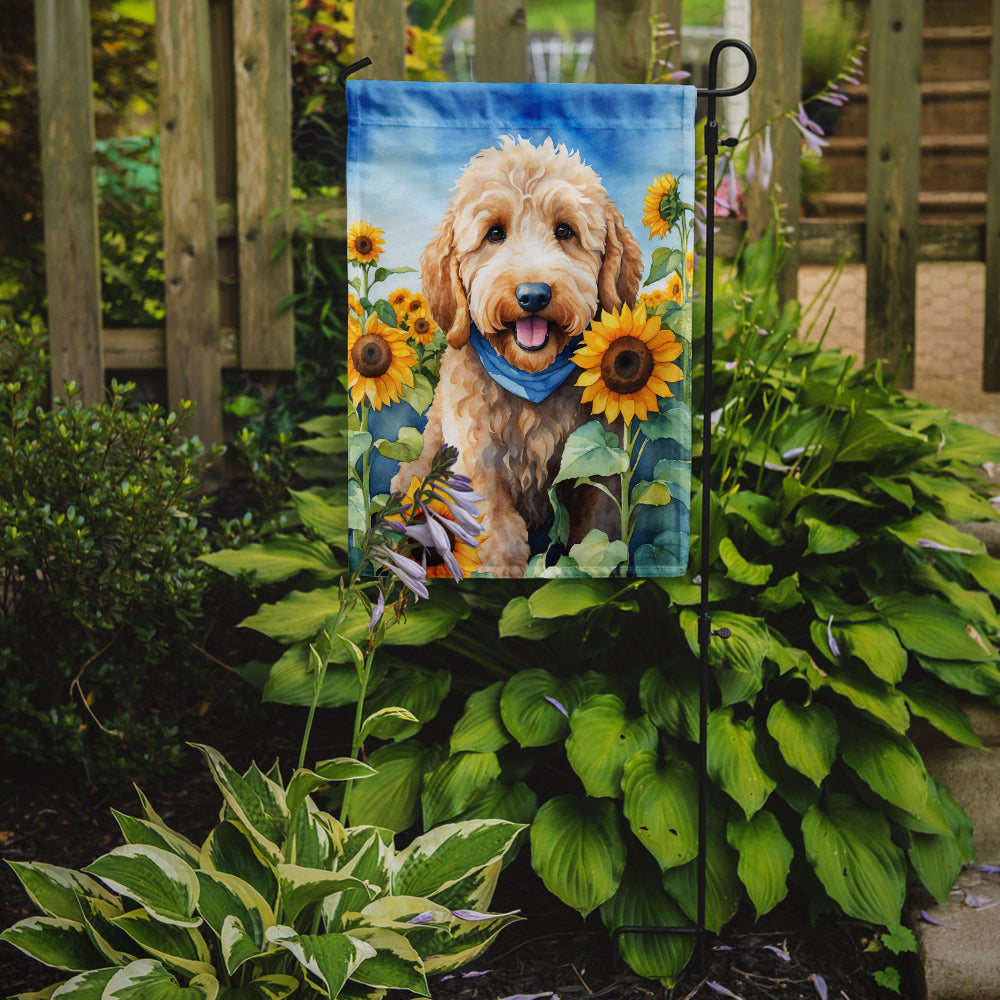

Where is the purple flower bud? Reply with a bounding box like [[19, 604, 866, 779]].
[[407, 911, 438, 925], [544, 695, 569, 718], [827, 615, 841, 658], [367, 591, 385, 631], [917, 538, 972, 554], [812, 974, 828, 1000], [371, 544, 429, 600]]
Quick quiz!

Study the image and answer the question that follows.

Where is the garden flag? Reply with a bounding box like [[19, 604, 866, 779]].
[[347, 80, 696, 579]]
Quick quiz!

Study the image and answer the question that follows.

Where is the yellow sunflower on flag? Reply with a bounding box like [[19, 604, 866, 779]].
[[642, 172, 682, 239], [572, 301, 684, 423], [348, 220, 385, 264], [348, 314, 416, 410]]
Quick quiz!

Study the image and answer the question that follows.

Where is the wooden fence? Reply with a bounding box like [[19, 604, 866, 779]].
[[33, 0, 1000, 445]]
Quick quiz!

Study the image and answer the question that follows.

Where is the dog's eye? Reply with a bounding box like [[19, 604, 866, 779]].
[[554, 223, 574, 241], [486, 225, 506, 244]]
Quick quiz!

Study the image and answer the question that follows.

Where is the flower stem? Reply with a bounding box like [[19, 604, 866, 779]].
[[340, 643, 376, 826]]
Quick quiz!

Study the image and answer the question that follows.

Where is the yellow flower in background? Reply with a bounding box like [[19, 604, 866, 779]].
[[642, 172, 681, 238], [572, 301, 683, 423], [348, 220, 385, 263], [349, 292, 363, 317], [665, 272, 683, 304], [686, 251, 695, 287], [389, 287, 412, 321], [348, 314, 416, 410]]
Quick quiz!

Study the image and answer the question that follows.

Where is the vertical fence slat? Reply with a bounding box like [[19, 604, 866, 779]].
[[983, 0, 1000, 390], [747, 0, 801, 304], [594, 0, 658, 84], [655, 0, 683, 77], [473, 0, 526, 83], [34, 0, 103, 405], [157, 0, 223, 445], [354, 0, 407, 80], [864, 0, 923, 389], [233, 0, 294, 369]]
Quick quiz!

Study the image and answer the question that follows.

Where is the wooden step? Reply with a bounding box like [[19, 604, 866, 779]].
[[921, 0, 992, 28], [922, 25, 993, 83], [813, 189, 987, 222]]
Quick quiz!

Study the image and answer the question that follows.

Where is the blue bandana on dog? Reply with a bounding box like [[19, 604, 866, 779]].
[[469, 324, 583, 403]]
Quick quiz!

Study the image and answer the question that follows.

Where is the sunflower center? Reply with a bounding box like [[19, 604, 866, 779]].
[[602, 336, 655, 395], [412, 317, 430, 337], [352, 333, 392, 377], [355, 236, 374, 256], [409, 299, 422, 313]]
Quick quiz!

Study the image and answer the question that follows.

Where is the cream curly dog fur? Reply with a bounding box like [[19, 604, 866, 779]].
[[393, 135, 643, 576]]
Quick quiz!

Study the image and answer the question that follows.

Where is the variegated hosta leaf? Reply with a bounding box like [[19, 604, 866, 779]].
[[726, 810, 793, 918], [265, 926, 375, 998], [391, 820, 524, 901], [287, 802, 343, 870], [424, 859, 501, 916], [706, 707, 776, 819], [566, 695, 658, 799], [621, 751, 699, 871], [0, 916, 107, 972], [110, 907, 213, 978], [191, 745, 287, 863], [77, 894, 136, 966], [599, 853, 694, 987], [195, 871, 274, 974], [323, 829, 393, 931], [276, 864, 375, 925], [214, 974, 299, 1000], [422, 907, 522, 975], [4, 861, 118, 922], [112, 810, 202, 868], [802, 793, 906, 926], [200, 822, 278, 910], [46, 966, 118, 997], [450, 681, 511, 754], [344, 926, 429, 995], [765, 700, 838, 786], [102, 958, 218, 999], [420, 751, 502, 829], [285, 760, 375, 823], [83, 846, 200, 928], [529, 795, 626, 917]]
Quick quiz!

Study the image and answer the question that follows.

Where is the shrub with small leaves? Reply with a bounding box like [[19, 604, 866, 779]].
[[0, 317, 220, 783]]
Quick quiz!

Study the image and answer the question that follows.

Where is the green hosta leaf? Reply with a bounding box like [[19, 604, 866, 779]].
[[421, 751, 502, 828], [195, 871, 273, 974], [285, 759, 376, 822], [916, 655, 1000, 697], [707, 708, 776, 819], [362, 667, 451, 740], [901, 680, 982, 748], [680, 610, 770, 706], [499, 670, 584, 747], [453, 779, 538, 827], [765, 700, 838, 786], [83, 846, 200, 928], [200, 536, 340, 584], [552, 421, 629, 486], [835, 410, 927, 463], [200, 822, 278, 910], [756, 573, 805, 614], [111, 908, 214, 978], [277, 865, 374, 925], [530, 795, 626, 917], [103, 959, 218, 999], [265, 926, 375, 998], [191, 746, 287, 862], [803, 517, 859, 556], [599, 853, 694, 987], [839, 718, 929, 817], [498, 595, 565, 638], [392, 820, 524, 900], [621, 751, 698, 871], [526, 578, 619, 618], [112, 812, 201, 868], [347, 740, 442, 832], [0, 916, 107, 971], [906, 472, 999, 521], [288, 488, 348, 545], [909, 822, 966, 905], [725, 490, 784, 545], [727, 811, 793, 918], [834, 621, 907, 683], [718, 537, 772, 586], [566, 695, 658, 798], [216, 975, 299, 1000], [886, 511, 985, 556], [4, 862, 118, 923], [450, 682, 511, 754], [874, 594, 995, 662], [661, 811, 741, 933], [811, 662, 910, 732], [802, 793, 906, 926], [345, 926, 428, 994], [936, 420, 1000, 465], [639, 665, 699, 742], [966, 553, 1000, 597]]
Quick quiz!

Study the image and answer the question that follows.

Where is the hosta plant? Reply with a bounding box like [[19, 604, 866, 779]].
[[1, 744, 523, 999]]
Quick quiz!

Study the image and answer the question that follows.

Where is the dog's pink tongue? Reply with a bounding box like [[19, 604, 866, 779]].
[[515, 316, 548, 349]]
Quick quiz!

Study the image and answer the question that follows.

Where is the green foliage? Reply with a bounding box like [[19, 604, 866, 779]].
[[1, 744, 524, 998], [0, 317, 221, 783]]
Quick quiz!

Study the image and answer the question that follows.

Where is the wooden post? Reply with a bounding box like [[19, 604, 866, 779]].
[[594, 0, 667, 84], [864, 0, 923, 389], [653, 0, 683, 81], [34, 0, 104, 405], [354, 0, 407, 80], [233, 0, 294, 369], [746, 0, 801, 305], [157, 0, 223, 444], [473, 0, 526, 83], [983, 0, 1000, 391]]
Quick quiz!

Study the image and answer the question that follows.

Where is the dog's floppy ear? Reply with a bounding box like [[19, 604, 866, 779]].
[[597, 202, 644, 314], [420, 210, 471, 348]]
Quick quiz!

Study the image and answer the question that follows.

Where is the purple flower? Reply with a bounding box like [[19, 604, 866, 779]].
[[812, 974, 828, 1000], [451, 908, 520, 921], [763, 944, 790, 961], [791, 104, 829, 156], [371, 543, 429, 600], [747, 125, 774, 191], [827, 616, 841, 658], [917, 538, 973, 554], [706, 983, 742, 999], [367, 590, 385, 631], [407, 911, 438, 925], [544, 695, 569, 718]]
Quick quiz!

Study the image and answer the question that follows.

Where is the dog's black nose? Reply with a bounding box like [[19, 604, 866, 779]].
[[515, 283, 551, 313]]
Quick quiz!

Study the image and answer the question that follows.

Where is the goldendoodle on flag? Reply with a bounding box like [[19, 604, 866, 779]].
[[347, 81, 696, 580]]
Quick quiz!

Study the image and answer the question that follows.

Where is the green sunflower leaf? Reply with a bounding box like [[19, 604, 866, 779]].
[[552, 421, 629, 486]]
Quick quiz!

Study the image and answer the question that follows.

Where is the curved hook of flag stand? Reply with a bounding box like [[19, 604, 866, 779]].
[[612, 38, 756, 973], [339, 39, 758, 976]]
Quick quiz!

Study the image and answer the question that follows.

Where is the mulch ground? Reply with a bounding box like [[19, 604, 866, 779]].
[[1, 739, 914, 1000]]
